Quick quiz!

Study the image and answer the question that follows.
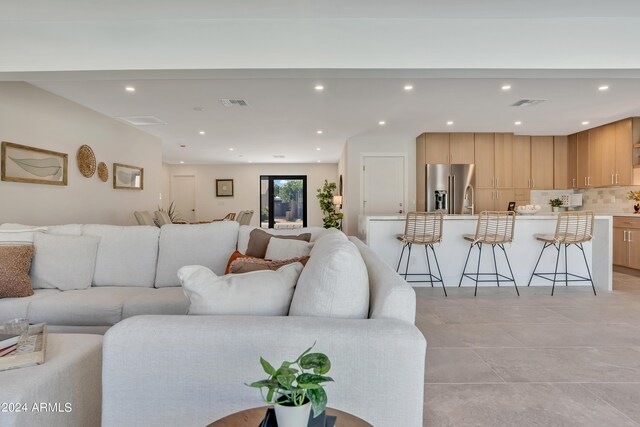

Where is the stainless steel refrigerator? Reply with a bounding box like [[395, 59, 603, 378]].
[[426, 164, 475, 214]]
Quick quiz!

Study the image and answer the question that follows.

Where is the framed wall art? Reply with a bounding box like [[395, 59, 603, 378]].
[[216, 179, 234, 197], [113, 163, 144, 190], [1, 141, 68, 186]]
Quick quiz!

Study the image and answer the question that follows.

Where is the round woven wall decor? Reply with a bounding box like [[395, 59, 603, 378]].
[[77, 145, 97, 178], [97, 162, 108, 182]]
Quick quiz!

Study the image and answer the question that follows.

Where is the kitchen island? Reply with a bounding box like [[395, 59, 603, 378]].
[[359, 214, 613, 291]]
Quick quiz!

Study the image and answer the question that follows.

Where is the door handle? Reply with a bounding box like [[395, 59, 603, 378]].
[[616, 173, 619, 184], [528, 179, 531, 188], [611, 174, 614, 185], [629, 231, 633, 242], [572, 178, 576, 188], [588, 177, 591, 186], [496, 177, 499, 188], [531, 179, 535, 188]]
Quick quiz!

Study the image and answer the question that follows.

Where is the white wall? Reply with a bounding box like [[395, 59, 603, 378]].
[[341, 135, 416, 236], [0, 82, 163, 225], [163, 163, 338, 227]]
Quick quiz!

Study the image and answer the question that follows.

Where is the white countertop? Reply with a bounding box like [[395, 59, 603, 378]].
[[362, 214, 613, 221]]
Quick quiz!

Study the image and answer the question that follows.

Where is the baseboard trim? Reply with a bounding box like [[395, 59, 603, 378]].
[[613, 265, 640, 277]]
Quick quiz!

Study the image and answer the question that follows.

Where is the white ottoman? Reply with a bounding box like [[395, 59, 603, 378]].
[[0, 334, 103, 427]]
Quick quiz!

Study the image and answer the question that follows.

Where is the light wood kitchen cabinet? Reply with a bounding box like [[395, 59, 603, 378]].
[[512, 135, 531, 188], [475, 133, 495, 188], [600, 123, 617, 186], [494, 133, 513, 188], [613, 216, 640, 270], [553, 136, 568, 189], [615, 118, 633, 185], [530, 136, 554, 189], [588, 127, 605, 187], [567, 133, 578, 189], [449, 133, 475, 164], [495, 188, 515, 211], [577, 131, 590, 188], [424, 133, 450, 164], [474, 188, 495, 213]]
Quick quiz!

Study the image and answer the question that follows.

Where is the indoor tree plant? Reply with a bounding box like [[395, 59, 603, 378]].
[[247, 344, 334, 427], [316, 180, 343, 229], [549, 198, 563, 213]]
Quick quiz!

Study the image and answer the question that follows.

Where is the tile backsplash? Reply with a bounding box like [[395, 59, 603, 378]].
[[531, 186, 640, 214]]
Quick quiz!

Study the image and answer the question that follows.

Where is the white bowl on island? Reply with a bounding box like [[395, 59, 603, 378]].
[[516, 204, 542, 215]]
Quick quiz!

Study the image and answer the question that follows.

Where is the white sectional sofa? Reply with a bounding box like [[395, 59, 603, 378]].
[[0, 222, 426, 427]]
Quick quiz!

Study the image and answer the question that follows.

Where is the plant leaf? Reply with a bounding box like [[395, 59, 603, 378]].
[[260, 357, 276, 376], [266, 388, 275, 403], [300, 353, 331, 375], [294, 342, 316, 363], [276, 374, 296, 390], [307, 387, 328, 418], [297, 373, 334, 386], [246, 379, 278, 389]]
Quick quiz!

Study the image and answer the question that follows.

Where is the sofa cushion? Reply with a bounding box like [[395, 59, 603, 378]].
[[245, 228, 311, 258], [27, 287, 153, 326], [122, 288, 190, 318], [155, 222, 239, 288], [179, 263, 303, 316], [83, 225, 160, 288], [30, 233, 100, 290], [0, 289, 60, 320], [237, 226, 327, 255], [289, 231, 369, 319], [264, 237, 313, 260], [229, 256, 309, 274], [0, 245, 35, 298]]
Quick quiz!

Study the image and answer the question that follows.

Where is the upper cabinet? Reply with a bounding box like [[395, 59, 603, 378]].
[[494, 133, 514, 188], [571, 118, 639, 189], [530, 136, 554, 189], [449, 133, 475, 164], [512, 135, 531, 189], [423, 133, 450, 164], [553, 136, 568, 189], [567, 134, 578, 189], [474, 133, 495, 188]]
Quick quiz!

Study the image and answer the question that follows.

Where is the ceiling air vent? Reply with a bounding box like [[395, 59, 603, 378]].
[[511, 99, 547, 107], [220, 99, 248, 107], [116, 116, 167, 125], [273, 155, 285, 159]]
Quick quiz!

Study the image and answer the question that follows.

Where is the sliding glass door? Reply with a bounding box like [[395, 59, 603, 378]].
[[260, 175, 307, 229]]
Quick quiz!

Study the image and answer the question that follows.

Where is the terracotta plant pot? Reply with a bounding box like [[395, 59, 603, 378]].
[[274, 400, 311, 427]]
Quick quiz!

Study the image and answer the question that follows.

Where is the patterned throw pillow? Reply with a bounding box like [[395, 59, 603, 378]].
[[0, 245, 35, 298], [229, 256, 310, 274]]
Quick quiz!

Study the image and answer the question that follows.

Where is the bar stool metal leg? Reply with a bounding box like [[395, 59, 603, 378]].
[[474, 243, 482, 297], [396, 243, 408, 273], [528, 243, 549, 286], [429, 245, 447, 297], [404, 243, 413, 280], [499, 244, 519, 296], [459, 244, 474, 287], [491, 244, 500, 287], [424, 246, 434, 288], [551, 243, 561, 296], [578, 243, 597, 296]]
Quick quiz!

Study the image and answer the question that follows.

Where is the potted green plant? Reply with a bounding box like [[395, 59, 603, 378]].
[[247, 344, 334, 427], [316, 180, 343, 229], [549, 198, 563, 213], [627, 191, 640, 214]]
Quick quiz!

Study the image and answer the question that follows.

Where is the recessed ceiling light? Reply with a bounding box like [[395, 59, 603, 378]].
[[316, 147, 321, 151], [179, 161, 184, 164], [514, 121, 522, 125], [582, 121, 590, 125], [316, 130, 323, 135], [314, 84, 324, 91], [199, 131, 205, 135], [404, 84, 414, 91], [501, 85, 511, 91], [446, 121, 454, 125], [598, 85, 609, 91], [378, 120, 386, 126], [229, 148, 234, 151], [125, 86, 135, 92]]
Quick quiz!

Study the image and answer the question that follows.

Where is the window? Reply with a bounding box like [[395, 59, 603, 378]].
[[260, 175, 307, 229]]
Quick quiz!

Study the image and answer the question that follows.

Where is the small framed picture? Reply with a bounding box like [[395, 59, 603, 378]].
[[1, 141, 68, 186], [216, 179, 234, 197], [507, 201, 516, 212], [113, 163, 144, 190]]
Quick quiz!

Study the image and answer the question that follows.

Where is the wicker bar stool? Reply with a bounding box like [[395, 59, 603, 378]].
[[396, 212, 447, 296], [459, 211, 519, 296], [528, 211, 596, 296]]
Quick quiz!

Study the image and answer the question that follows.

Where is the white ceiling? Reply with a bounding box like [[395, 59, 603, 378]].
[[4, 0, 640, 20], [30, 74, 640, 164]]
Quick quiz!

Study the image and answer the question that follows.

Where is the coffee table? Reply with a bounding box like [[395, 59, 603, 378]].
[[207, 406, 372, 426]]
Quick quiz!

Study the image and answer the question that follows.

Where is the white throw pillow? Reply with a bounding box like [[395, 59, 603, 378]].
[[30, 233, 100, 290], [289, 232, 369, 319], [179, 263, 303, 316], [265, 238, 313, 260]]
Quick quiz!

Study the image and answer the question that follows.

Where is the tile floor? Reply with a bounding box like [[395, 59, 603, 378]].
[[416, 272, 640, 426]]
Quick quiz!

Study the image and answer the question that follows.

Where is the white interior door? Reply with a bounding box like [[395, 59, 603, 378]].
[[363, 156, 404, 215], [171, 175, 196, 222]]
